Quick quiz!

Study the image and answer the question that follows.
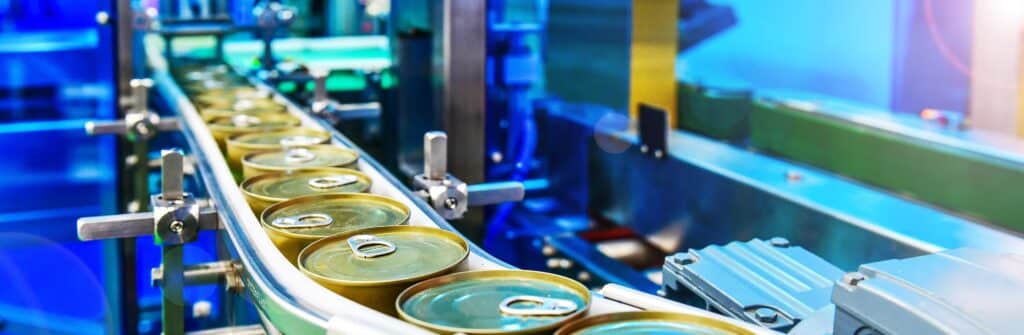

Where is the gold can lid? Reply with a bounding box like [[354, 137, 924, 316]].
[[554, 311, 755, 335], [241, 168, 371, 201], [260, 193, 409, 239], [197, 96, 285, 113], [243, 145, 359, 171], [299, 226, 468, 285], [229, 128, 330, 150], [397, 270, 591, 334], [205, 112, 300, 131]]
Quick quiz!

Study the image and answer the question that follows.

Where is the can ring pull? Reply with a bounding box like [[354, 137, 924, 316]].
[[270, 213, 333, 229], [498, 295, 579, 317], [284, 148, 316, 163], [307, 175, 358, 189], [231, 114, 262, 127], [279, 135, 322, 146], [347, 234, 396, 258]]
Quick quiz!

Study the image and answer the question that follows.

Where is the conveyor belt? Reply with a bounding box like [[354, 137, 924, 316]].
[[144, 34, 759, 334]]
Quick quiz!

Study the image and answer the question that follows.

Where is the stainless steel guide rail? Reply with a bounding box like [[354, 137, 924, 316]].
[[144, 35, 771, 334]]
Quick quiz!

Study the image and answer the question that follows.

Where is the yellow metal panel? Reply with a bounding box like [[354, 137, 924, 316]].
[[630, 0, 679, 127]]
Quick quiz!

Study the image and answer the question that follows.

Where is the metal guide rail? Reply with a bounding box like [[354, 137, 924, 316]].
[[137, 35, 776, 334]]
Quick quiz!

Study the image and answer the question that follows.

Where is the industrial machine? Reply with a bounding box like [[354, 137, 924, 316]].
[[2, 1, 1024, 335]]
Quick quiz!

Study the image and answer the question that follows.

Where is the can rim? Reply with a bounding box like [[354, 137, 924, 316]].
[[259, 193, 410, 240], [395, 269, 592, 335], [204, 112, 300, 132], [297, 225, 469, 287], [227, 128, 331, 151], [241, 144, 360, 171], [552, 311, 757, 335], [240, 167, 372, 203]]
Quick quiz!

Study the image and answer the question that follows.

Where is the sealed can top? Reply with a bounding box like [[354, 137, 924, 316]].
[[260, 193, 409, 239], [229, 128, 330, 149], [554, 311, 754, 335], [397, 270, 590, 334], [241, 168, 372, 201], [243, 145, 359, 171], [205, 112, 300, 131], [299, 226, 469, 285]]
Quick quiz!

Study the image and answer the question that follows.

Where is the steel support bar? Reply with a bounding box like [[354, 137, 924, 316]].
[[163, 245, 185, 335], [78, 207, 220, 241]]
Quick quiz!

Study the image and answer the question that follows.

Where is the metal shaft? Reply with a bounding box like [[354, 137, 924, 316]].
[[130, 78, 153, 113], [161, 149, 185, 201], [312, 69, 329, 102]]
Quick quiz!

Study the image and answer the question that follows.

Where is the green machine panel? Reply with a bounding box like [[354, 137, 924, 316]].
[[750, 91, 1024, 232], [676, 74, 752, 141]]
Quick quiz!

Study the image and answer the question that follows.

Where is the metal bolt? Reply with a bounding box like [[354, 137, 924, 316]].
[[843, 272, 867, 286], [654, 150, 664, 159], [577, 271, 592, 282], [541, 245, 556, 256], [768, 237, 790, 248], [558, 259, 573, 269], [192, 300, 212, 318], [673, 253, 695, 265], [125, 155, 139, 167], [640, 145, 649, 153], [753, 307, 779, 323], [95, 11, 110, 25], [444, 197, 459, 210], [127, 200, 141, 213], [169, 220, 185, 234], [546, 258, 561, 269], [490, 151, 504, 163]]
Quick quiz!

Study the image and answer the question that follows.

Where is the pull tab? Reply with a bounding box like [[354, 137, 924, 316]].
[[280, 135, 323, 147], [307, 175, 358, 189], [234, 99, 256, 111], [347, 234, 396, 258], [231, 114, 262, 127], [499, 296, 579, 317], [270, 213, 333, 229], [284, 148, 316, 163]]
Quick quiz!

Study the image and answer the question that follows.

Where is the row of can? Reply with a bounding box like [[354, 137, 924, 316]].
[[170, 63, 750, 335]]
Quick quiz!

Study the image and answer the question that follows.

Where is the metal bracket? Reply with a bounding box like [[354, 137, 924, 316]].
[[86, 78, 180, 141], [253, 1, 296, 72], [77, 150, 220, 242], [638, 103, 668, 159], [412, 131, 525, 220]]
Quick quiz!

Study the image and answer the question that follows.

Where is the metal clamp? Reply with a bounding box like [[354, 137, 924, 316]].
[[253, 1, 296, 72], [76, 150, 221, 242], [498, 295, 579, 317], [310, 69, 332, 115], [412, 131, 525, 220], [309, 69, 382, 123], [85, 78, 179, 141], [347, 235, 397, 258]]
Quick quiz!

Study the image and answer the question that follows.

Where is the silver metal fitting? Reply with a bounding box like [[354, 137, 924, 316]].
[[413, 131, 525, 220]]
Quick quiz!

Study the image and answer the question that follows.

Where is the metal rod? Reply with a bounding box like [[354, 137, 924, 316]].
[[162, 245, 186, 335], [78, 207, 220, 241]]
